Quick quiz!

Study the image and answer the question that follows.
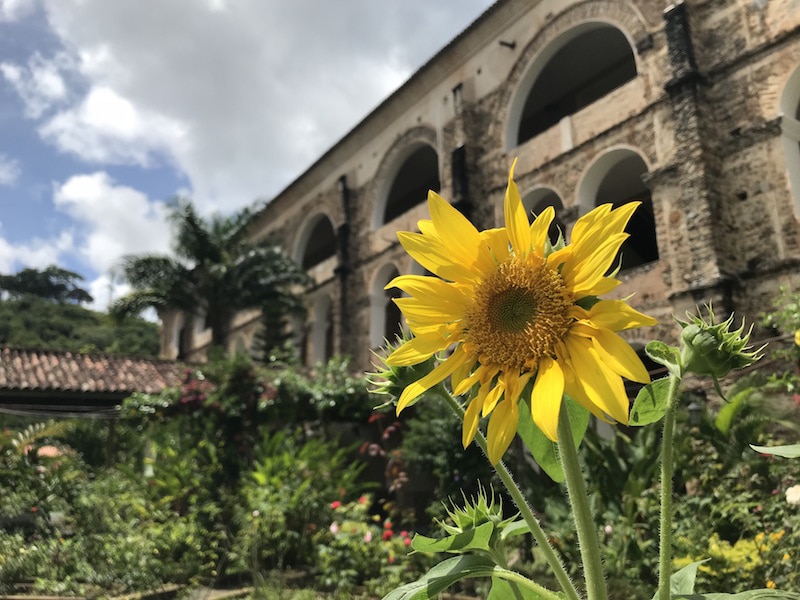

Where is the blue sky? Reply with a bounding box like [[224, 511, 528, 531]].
[[0, 0, 494, 310]]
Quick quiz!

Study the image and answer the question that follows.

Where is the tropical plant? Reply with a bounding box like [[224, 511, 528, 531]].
[[111, 199, 310, 352]]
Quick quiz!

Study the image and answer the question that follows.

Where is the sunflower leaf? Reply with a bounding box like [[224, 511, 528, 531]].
[[630, 377, 671, 426], [749, 444, 800, 459], [381, 555, 498, 600], [645, 340, 682, 378], [517, 395, 589, 482]]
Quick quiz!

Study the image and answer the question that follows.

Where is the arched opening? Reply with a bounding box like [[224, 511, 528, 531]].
[[382, 145, 440, 224], [512, 23, 637, 147], [370, 264, 403, 348], [299, 214, 337, 269], [780, 64, 800, 216], [521, 187, 565, 245], [578, 149, 659, 271]]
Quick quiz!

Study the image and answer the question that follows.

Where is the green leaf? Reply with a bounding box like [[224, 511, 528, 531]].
[[750, 444, 800, 459], [499, 519, 531, 542], [517, 395, 589, 483], [381, 555, 497, 600], [411, 521, 495, 554], [674, 591, 800, 599], [488, 576, 564, 599], [671, 559, 707, 595], [645, 341, 682, 378], [715, 388, 750, 435], [630, 377, 672, 426]]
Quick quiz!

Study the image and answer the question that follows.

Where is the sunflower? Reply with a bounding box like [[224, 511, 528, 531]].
[[384, 160, 657, 464]]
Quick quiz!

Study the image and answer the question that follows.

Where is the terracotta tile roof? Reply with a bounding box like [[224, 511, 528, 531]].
[[0, 346, 184, 399]]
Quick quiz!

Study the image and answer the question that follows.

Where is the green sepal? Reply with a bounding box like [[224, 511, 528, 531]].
[[750, 443, 800, 459], [411, 521, 495, 554], [517, 395, 589, 483], [630, 377, 672, 426], [645, 340, 682, 378]]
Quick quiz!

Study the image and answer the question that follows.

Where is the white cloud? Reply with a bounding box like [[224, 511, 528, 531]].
[[0, 51, 70, 118], [0, 155, 21, 185], [0, 230, 73, 273], [23, 0, 493, 212], [0, 0, 36, 21], [84, 271, 132, 312], [40, 86, 188, 166], [53, 171, 172, 273]]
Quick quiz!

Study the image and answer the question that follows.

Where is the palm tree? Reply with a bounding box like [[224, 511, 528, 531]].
[[111, 199, 311, 354]]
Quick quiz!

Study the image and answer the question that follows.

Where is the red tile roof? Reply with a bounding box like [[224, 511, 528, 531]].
[[0, 346, 184, 401]]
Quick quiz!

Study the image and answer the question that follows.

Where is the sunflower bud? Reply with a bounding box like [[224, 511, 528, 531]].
[[678, 306, 764, 379], [367, 335, 436, 404]]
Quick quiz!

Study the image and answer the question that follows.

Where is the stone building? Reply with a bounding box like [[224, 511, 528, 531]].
[[164, 0, 800, 372]]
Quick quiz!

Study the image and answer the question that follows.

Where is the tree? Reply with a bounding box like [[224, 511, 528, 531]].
[[0, 265, 93, 304], [111, 199, 311, 354]]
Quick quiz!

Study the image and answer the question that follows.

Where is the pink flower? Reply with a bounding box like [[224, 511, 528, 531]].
[[382, 530, 393, 541], [363, 531, 373, 543], [400, 530, 408, 538], [404, 537, 412, 546], [329, 522, 340, 534], [330, 501, 342, 509], [358, 495, 368, 505]]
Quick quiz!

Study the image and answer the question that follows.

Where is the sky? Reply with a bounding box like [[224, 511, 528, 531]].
[[0, 0, 495, 311]]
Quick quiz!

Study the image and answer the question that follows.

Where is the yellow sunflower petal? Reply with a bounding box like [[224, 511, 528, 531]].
[[396, 347, 472, 413], [394, 297, 464, 323], [385, 333, 450, 367], [504, 159, 531, 256], [428, 191, 496, 276], [529, 205, 555, 255], [486, 396, 518, 464], [570, 203, 612, 242], [397, 231, 484, 284], [530, 357, 564, 442], [480, 227, 510, 263], [418, 220, 435, 235], [564, 334, 629, 424], [588, 300, 658, 331], [451, 355, 475, 395], [572, 323, 650, 383], [482, 382, 505, 417], [462, 385, 489, 448]]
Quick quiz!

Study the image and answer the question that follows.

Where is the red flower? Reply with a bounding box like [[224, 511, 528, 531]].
[[30, 507, 37, 513], [358, 495, 368, 504], [330, 501, 342, 509], [400, 530, 408, 538], [404, 537, 412, 546], [384, 521, 393, 529], [388, 555, 396, 564], [382, 530, 393, 541]]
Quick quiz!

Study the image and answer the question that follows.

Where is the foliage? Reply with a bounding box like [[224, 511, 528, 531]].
[[0, 264, 93, 304], [0, 293, 160, 355], [112, 198, 310, 349]]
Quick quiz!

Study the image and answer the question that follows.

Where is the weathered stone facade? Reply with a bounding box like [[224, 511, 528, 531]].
[[165, 0, 800, 372]]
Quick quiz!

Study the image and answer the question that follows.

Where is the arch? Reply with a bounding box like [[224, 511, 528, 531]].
[[369, 262, 403, 348], [578, 147, 659, 270], [521, 186, 565, 245], [308, 293, 334, 365], [780, 63, 800, 217], [371, 127, 440, 229], [293, 212, 337, 269], [509, 22, 637, 147], [501, 1, 648, 151]]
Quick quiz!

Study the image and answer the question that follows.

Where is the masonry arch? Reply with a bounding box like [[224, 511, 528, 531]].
[[780, 63, 800, 217], [372, 127, 440, 229], [577, 147, 659, 270], [521, 186, 565, 245], [294, 212, 338, 270], [507, 22, 637, 148], [369, 262, 403, 349]]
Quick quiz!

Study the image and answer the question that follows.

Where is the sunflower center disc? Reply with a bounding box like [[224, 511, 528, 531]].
[[465, 256, 572, 370]]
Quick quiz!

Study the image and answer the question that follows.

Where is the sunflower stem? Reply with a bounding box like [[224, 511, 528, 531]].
[[433, 385, 581, 600], [657, 373, 682, 600], [557, 407, 607, 600]]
